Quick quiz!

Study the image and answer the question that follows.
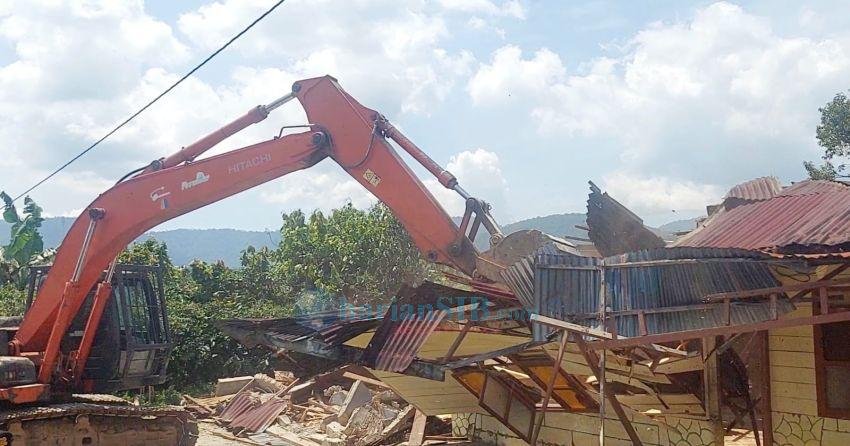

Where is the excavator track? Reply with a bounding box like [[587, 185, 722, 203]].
[[0, 395, 198, 446]]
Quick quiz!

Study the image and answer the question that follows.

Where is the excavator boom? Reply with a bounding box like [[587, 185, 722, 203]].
[[5, 75, 503, 403]]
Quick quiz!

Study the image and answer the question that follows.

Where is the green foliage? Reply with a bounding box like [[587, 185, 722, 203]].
[[0, 284, 25, 316], [807, 91, 850, 179], [275, 204, 430, 305], [803, 160, 839, 181], [0, 193, 47, 288], [120, 241, 293, 388]]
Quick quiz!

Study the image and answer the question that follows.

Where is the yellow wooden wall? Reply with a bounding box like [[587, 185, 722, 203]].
[[769, 304, 850, 445]]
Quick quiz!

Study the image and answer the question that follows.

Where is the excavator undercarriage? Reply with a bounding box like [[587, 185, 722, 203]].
[[1, 395, 196, 445]]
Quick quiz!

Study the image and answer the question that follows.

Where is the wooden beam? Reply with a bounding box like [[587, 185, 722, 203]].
[[575, 337, 644, 446], [442, 322, 472, 361], [789, 263, 849, 301], [341, 371, 390, 389], [530, 332, 569, 445], [408, 410, 427, 446], [759, 331, 773, 446], [704, 278, 850, 302], [444, 340, 544, 369], [703, 337, 724, 445], [570, 310, 850, 350], [531, 314, 689, 356]]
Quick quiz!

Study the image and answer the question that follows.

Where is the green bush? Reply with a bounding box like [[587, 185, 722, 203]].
[[0, 284, 25, 316]]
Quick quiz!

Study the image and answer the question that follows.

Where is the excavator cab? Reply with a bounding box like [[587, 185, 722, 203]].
[[26, 265, 172, 392]]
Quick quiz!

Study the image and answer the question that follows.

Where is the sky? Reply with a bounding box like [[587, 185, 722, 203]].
[[1, 0, 848, 233]]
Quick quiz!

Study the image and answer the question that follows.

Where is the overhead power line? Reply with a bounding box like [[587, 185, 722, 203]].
[[13, 0, 288, 202]]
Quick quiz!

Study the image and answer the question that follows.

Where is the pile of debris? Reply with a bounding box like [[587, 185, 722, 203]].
[[183, 366, 467, 446]]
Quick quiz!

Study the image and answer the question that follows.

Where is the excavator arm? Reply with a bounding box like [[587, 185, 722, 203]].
[[8, 76, 504, 397]]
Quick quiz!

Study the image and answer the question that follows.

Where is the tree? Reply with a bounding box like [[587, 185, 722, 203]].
[[119, 240, 291, 389], [0, 193, 47, 287], [806, 92, 850, 180], [275, 204, 431, 305]]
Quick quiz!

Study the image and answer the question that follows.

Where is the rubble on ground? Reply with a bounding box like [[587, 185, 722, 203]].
[[183, 365, 469, 445]]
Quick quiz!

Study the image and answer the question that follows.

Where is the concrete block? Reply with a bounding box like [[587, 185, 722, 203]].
[[325, 421, 345, 439], [338, 380, 372, 425], [214, 376, 253, 396]]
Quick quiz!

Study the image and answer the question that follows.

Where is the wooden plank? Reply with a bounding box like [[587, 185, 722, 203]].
[[531, 314, 688, 356], [704, 277, 850, 302], [759, 331, 773, 446], [341, 371, 390, 389], [441, 322, 471, 361], [772, 396, 819, 416], [585, 310, 850, 350], [768, 335, 814, 352], [771, 381, 817, 401], [649, 356, 704, 374], [770, 324, 813, 337], [770, 351, 814, 367], [531, 332, 569, 445], [617, 394, 703, 405], [769, 366, 816, 384], [575, 337, 644, 446], [408, 410, 427, 446], [703, 337, 723, 444]]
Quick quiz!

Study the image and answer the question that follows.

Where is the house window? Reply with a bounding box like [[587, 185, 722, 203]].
[[815, 306, 850, 419]]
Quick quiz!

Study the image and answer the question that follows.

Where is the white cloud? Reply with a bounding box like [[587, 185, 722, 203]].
[[177, 0, 475, 115], [468, 45, 565, 105], [424, 148, 509, 218], [601, 171, 722, 215], [260, 165, 377, 212], [0, 0, 490, 222], [437, 0, 526, 19], [468, 1, 850, 192]]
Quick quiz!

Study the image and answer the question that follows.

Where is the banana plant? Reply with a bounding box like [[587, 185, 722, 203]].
[[0, 192, 46, 288]]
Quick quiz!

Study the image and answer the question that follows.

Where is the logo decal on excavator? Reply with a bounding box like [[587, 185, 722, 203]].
[[228, 153, 272, 174], [181, 171, 210, 191], [150, 187, 170, 210], [363, 169, 381, 187]]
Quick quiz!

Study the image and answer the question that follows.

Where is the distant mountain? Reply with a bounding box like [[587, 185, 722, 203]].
[[470, 213, 695, 250], [137, 229, 280, 266], [465, 213, 588, 250], [1, 213, 697, 267], [657, 218, 699, 236], [501, 213, 589, 238], [0, 218, 279, 266]]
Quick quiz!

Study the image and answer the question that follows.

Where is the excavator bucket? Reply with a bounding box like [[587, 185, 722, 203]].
[[475, 229, 578, 285]]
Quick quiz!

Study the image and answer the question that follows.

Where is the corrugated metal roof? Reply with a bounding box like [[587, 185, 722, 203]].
[[532, 247, 792, 340], [779, 179, 850, 196], [674, 190, 850, 251], [363, 282, 476, 372], [229, 396, 289, 433], [219, 391, 260, 423], [725, 176, 782, 201], [373, 308, 448, 372]]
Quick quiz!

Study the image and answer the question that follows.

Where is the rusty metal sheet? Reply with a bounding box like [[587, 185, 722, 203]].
[[725, 176, 782, 202], [219, 391, 260, 423], [229, 396, 288, 433], [374, 308, 448, 372], [362, 282, 488, 372], [675, 190, 850, 252], [779, 179, 849, 197]]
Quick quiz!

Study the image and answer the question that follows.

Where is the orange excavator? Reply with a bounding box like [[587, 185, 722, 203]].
[[0, 76, 554, 444]]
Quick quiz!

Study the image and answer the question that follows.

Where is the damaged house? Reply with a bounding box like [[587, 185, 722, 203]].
[[220, 177, 850, 446]]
